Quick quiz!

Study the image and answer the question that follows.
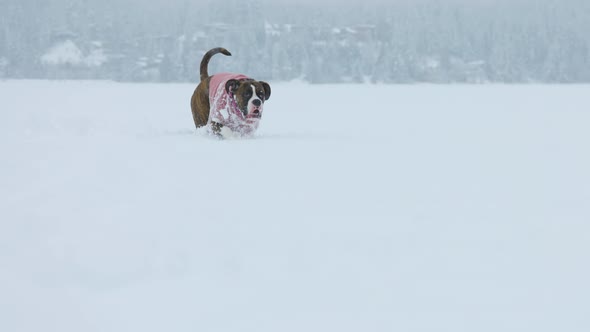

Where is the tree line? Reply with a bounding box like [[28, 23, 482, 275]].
[[1, 0, 588, 83]]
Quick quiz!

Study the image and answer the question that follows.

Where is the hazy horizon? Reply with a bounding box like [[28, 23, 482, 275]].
[[1, 0, 589, 83]]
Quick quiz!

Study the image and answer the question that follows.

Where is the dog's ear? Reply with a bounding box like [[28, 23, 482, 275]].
[[261, 81, 271, 101], [225, 79, 240, 94]]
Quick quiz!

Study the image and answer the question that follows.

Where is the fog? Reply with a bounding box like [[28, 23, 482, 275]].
[[1, 0, 588, 82]]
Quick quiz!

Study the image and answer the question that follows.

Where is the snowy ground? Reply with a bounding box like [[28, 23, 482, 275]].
[[1, 80, 589, 332]]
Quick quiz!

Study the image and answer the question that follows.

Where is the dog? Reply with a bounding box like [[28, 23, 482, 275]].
[[190, 47, 271, 138]]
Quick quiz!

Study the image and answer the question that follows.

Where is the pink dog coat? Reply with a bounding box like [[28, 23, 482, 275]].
[[208, 73, 261, 136]]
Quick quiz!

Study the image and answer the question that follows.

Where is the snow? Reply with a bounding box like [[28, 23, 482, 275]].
[[40, 40, 107, 67], [265, 22, 281, 36], [1, 81, 590, 332], [84, 49, 108, 68], [40, 40, 84, 66]]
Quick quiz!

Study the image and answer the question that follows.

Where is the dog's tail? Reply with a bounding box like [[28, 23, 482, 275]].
[[200, 47, 232, 82]]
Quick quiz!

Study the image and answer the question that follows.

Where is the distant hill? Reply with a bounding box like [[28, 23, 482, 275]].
[[1, 0, 589, 83]]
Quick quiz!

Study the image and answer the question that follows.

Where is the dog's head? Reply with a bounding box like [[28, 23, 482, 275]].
[[225, 79, 271, 119]]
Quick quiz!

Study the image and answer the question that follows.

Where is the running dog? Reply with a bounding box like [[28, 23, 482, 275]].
[[190, 47, 271, 137]]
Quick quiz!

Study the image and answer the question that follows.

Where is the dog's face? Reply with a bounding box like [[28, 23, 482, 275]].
[[225, 79, 271, 119]]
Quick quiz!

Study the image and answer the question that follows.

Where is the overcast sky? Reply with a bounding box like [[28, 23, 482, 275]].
[[2, 0, 562, 9], [115, 0, 544, 6]]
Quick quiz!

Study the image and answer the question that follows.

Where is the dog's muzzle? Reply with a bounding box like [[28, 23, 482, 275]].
[[250, 108, 262, 118]]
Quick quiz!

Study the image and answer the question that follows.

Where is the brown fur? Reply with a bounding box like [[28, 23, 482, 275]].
[[190, 47, 231, 129], [190, 47, 271, 135]]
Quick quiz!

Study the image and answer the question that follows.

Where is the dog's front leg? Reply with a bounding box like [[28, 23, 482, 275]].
[[210, 122, 224, 139]]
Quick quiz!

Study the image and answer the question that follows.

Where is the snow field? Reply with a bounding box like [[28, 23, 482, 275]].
[[1, 81, 589, 332]]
